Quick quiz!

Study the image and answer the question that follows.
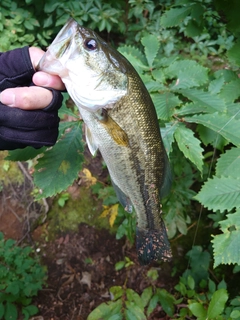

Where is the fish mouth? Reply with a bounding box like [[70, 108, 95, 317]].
[[56, 18, 79, 43]]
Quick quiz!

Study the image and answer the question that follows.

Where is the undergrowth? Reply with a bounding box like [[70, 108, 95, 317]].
[[2, 0, 240, 318]]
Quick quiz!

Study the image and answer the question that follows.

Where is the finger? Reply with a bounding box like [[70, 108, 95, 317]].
[[0, 87, 53, 110], [33, 71, 65, 91], [29, 46, 45, 69]]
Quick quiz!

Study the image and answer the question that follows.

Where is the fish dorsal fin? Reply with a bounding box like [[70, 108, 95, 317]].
[[160, 151, 172, 198], [111, 179, 133, 213], [85, 125, 98, 156]]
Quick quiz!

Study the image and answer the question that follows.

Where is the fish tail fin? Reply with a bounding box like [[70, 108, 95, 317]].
[[136, 223, 172, 265]]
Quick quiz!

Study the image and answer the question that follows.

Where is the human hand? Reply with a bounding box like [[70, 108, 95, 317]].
[[0, 47, 65, 109], [0, 46, 64, 149]]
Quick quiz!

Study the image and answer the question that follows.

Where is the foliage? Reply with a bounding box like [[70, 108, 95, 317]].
[[88, 246, 240, 319], [2, 0, 240, 318], [0, 232, 47, 320]]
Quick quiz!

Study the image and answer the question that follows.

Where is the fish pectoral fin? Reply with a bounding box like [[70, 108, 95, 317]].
[[111, 179, 133, 213], [85, 125, 98, 156], [100, 114, 129, 147]]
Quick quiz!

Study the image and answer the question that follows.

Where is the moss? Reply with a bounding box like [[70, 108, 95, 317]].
[[0, 152, 24, 186], [47, 186, 112, 237]]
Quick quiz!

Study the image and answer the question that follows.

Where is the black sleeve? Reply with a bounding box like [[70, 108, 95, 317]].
[[0, 46, 63, 150]]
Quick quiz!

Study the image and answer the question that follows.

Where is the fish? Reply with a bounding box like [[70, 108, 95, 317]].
[[38, 18, 172, 265]]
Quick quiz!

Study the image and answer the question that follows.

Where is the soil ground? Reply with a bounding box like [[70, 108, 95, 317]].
[[0, 156, 177, 320]]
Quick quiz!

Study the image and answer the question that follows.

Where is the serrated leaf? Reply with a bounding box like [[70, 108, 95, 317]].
[[118, 46, 147, 74], [160, 6, 192, 27], [195, 177, 240, 212], [161, 122, 178, 155], [141, 34, 160, 68], [197, 125, 227, 150], [207, 289, 228, 318], [166, 60, 209, 89], [208, 76, 225, 94], [151, 92, 179, 120], [185, 113, 240, 147], [216, 148, 240, 178], [179, 88, 226, 113], [6, 146, 46, 161], [219, 79, 240, 103], [34, 122, 84, 198], [174, 123, 204, 172], [212, 211, 240, 267]]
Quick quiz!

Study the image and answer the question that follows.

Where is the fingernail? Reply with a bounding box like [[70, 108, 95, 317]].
[[0, 91, 16, 107]]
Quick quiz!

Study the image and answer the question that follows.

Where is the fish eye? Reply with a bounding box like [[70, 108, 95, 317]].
[[84, 38, 98, 51]]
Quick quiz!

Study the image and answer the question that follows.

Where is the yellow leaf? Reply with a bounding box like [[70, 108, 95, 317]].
[[109, 204, 119, 227], [100, 204, 119, 227], [80, 168, 97, 187]]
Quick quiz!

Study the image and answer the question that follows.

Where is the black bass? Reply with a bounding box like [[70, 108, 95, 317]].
[[38, 18, 172, 265]]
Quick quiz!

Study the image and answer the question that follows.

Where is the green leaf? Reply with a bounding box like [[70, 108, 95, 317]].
[[147, 295, 158, 316], [166, 60, 209, 89], [157, 288, 175, 317], [207, 289, 228, 318], [179, 88, 226, 113], [34, 122, 84, 198], [185, 113, 240, 147], [22, 304, 38, 316], [212, 211, 240, 267], [188, 302, 207, 319], [208, 76, 225, 95], [227, 41, 240, 66], [195, 177, 240, 212], [5, 301, 18, 320], [126, 289, 144, 311], [197, 125, 227, 150], [219, 79, 240, 103], [231, 310, 240, 318], [6, 146, 46, 161], [87, 299, 122, 320], [141, 34, 159, 68], [151, 92, 179, 120], [161, 122, 178, 155], [109, 286, 124, 301], [0, 302, 4, 318], [141, 287, 153, 308], [174, 123, 204, 172], [216, 148, 240, 178], [161, 6, 192, 27], [125, 301, 146, 320]]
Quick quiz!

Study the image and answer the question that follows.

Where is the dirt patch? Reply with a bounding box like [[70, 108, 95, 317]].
[[32, 224, 173, 320], [0, 155, 176, 320]]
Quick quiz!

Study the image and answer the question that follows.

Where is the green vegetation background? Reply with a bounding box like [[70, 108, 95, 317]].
[[1, 0, 240, 319]]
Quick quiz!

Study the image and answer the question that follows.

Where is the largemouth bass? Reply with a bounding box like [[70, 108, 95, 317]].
[[38, 18, 172, 265]]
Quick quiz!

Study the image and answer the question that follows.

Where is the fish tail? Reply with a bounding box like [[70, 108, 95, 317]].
[[136, 223, 172, 265]]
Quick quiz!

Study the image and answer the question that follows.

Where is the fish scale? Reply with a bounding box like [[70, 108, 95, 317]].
[[38, 18, 172, 265]]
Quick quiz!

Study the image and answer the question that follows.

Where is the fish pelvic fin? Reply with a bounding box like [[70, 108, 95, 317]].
[[136, 224, 172, 265]]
